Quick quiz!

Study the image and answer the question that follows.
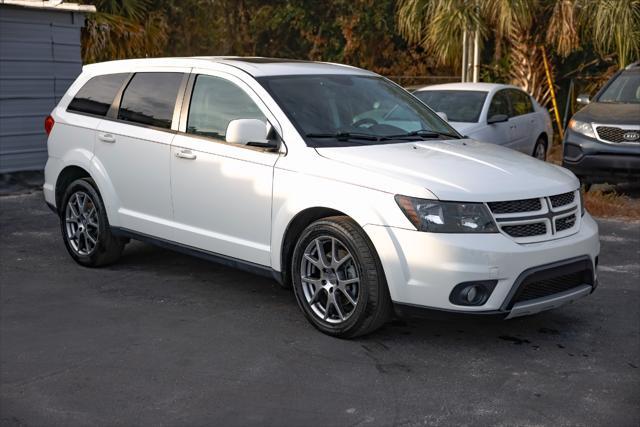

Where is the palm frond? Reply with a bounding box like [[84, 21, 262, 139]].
[[579, 0, 640, 68], [546, 0, 579, 57]]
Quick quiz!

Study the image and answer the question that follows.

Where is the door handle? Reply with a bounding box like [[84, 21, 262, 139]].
[[98, 133, 116, 143], [176, 149, 197, 160]]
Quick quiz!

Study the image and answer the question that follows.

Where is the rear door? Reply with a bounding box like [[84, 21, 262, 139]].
[[170, 70, 281, 266], [506, 89, 537, 154], [94, 70, 189, 239]]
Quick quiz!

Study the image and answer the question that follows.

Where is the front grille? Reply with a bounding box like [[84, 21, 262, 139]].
[[513, 271, 587, 303], [596, 126, 640, 143], [488, 198, 541, 214], [502, 222, 546, 237], [549, 191, 575, 208], [555, 214, 576, 232]]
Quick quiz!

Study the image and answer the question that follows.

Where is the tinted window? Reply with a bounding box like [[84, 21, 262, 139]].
[[509, 89, 534, 116], [414, 90, 488, 122], [598, 71, 640, 103], [187, 75, 265, 139], [67, 73, 129, 117], [488, 90, 511, 118], [118, 73, 183, 129]]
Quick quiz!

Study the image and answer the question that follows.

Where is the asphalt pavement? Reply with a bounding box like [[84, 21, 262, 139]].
[[1, 191, 638, 426]]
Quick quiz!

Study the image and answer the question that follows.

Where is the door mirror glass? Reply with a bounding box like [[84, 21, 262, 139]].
[[487, 114, 509, 124], [436, 111, 448, 121], [226, 119, 272, 146], [576, 94, 590, 105]]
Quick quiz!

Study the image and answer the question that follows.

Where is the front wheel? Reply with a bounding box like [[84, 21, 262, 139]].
[[291, 216, 391, 338], [533, 138, 547, 160], [60, 178, 124, 267]]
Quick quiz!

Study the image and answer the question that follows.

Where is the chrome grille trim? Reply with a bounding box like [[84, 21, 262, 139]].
[[592, 123, 640, 145], [487, 190, 581, 243]]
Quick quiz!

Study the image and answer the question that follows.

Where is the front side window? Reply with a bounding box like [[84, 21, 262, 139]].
[[118, 72, 184, 129], [414, 90, 488, 123], [488, 90, 511, 118], [598, 71, 640, 103], [187, 75, 265, 139], [509, 90, 534, 116], [258, 74, 458, 147], [67, 73, 129, 117]]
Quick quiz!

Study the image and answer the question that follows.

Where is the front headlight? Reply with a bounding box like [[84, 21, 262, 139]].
[[395, 195, 498, 233], [569, 119, 596, 139]]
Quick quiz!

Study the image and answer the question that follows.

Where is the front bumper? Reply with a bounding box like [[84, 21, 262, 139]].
[[562, 129, 640, 184], [364, 213, 599, 318]]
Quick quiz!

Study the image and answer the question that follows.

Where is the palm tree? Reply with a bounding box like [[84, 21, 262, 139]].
[[579, 0, 640, 69], [81, 0, 168, 63], [396, 0, 640, 102]]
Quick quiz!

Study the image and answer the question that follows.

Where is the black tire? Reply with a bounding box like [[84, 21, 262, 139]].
[[59, 178, 124, 267], [291, 216, 391, 338], [533, 137, 547, 160]]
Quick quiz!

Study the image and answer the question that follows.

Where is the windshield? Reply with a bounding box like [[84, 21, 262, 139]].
[[598, 71, 640, 104], [258, 75, 460, 146], [413, 90, 487, 122]]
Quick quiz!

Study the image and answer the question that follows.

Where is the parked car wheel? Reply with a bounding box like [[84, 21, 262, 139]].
[[60, 178, 124, 267], [291, 216, 391, 338], [533, 137, 547, 160]]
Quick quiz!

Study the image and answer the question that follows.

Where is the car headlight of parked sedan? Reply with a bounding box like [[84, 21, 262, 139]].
[[568, 119, 596, 139], [395, 196, 498, 233]]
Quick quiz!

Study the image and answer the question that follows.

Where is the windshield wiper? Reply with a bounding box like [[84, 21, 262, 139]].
[[389, 129, 461, 139], [305, 132, 383, 141]]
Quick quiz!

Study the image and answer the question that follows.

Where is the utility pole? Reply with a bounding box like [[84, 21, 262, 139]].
[[461, 30, 468, 82], [472, 28, 480, 82]]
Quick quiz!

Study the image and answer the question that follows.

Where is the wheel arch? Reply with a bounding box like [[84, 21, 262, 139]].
[[55, 165, 92, 210], [538, 132, 549, 146], [278, 206, 347, 288]]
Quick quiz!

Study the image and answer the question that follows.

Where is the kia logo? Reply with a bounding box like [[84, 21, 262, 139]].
[[623, 131, 640, 141]]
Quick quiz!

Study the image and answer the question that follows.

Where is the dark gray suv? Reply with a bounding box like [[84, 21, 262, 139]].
[[563, 62, 640, 185]]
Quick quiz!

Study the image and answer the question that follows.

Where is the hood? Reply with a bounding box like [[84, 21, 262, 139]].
[[316, 139, 578, 202], [573, 102, 640, 125], [448, 122, 485, 136]]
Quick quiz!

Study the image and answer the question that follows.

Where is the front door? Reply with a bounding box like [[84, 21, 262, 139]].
[[170, 71, 281, 266], [484, 89, 515, 148]]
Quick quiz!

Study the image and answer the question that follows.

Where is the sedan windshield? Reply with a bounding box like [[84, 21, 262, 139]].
[[258, 75, 460, 146], [598, 71, 640, 104], [413, 90, 487, 123]]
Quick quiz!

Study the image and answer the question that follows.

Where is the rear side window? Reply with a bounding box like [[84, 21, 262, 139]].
[[186, 75, 265, 139], [509, 90, 534, 116], [67, 73, 129, 117], [118, 73, 184, 129]]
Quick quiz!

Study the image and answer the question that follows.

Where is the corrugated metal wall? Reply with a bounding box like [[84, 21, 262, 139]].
[[0, 5, 86, 173]]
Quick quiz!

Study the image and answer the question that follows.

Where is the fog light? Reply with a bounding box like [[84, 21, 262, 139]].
[[449, 280, 498, 306]]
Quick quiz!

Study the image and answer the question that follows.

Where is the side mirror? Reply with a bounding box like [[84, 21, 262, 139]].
[[576, 94, 590, 105], [225, 119, 275, 148], [487, 114, 509, 124], [436, 111, 448, 121]]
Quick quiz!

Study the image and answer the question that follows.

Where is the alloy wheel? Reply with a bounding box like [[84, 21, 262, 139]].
[[300, 236, 360, 324], [535, 142, 546, 160], [64, 191, 99, 256]]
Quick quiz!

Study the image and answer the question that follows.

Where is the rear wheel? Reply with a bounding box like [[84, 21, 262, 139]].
[[60, 178, 124, 267], [533, 137, 547, 160], [291, 216, 391, 338]]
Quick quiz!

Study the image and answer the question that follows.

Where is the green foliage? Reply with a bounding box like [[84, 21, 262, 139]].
[[79, 0, 444, 77]]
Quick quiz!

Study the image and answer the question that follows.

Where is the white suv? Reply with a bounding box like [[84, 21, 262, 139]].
[[44, 57, 600, 337]]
